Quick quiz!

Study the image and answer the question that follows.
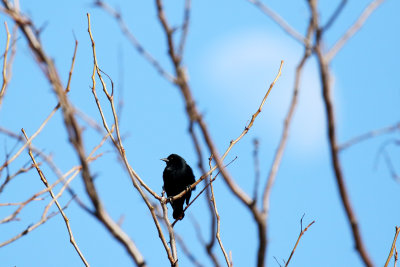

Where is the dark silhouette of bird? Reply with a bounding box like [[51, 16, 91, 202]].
[[161, 154, 196, 220]]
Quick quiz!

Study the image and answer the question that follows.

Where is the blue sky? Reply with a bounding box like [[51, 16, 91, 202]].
[[0, 0, 399, 266]]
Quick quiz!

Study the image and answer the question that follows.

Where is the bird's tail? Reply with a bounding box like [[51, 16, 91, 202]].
[[173, 206, 184, 220]]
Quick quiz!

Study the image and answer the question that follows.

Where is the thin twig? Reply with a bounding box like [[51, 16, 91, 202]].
[[382, 150, 400, 182], [208, 156, 231, 267], [0, 165, 81, 224], [0, 103, 58, 172], [0, 21, 10, 107], [172, 157, 238, 228], [385, 226, 400, 267], [339, 122, 400, 151], [0, 161, 35, 193], [0, 197, 74, 247], [161, 200, 178, 266], [322, 0, 347, 32], [284, 218, 315, 267], [262, 8, 315, 216], [65, 38, 78, 93], [93, 0, 175, 83], [177, 0, 191, 58], [0, 39, 78, 172], [0, 126, 96, 214], [0, 197, 44, 206], [246, 0, 306, 44], [252, 138, 260, 202]]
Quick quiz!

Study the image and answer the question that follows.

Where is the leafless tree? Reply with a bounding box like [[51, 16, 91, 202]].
[[0, 0, 398, 266]]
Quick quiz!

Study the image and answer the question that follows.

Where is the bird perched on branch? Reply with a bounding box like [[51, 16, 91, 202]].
[[161, 154, 196, 220]]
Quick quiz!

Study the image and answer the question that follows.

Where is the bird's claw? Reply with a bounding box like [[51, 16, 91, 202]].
[[185, 185, 192, 193]]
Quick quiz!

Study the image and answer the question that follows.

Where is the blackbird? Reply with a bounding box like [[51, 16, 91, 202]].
[[161, 154, 196, 220]]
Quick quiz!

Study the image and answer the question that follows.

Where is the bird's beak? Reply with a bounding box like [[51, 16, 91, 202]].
[[160, 158, 169, 163]]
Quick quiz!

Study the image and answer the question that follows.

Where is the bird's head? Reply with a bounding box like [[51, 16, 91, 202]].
[[161, 154, 185, 168]]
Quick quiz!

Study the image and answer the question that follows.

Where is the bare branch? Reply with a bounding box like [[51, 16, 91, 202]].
[[0, 166, 81, 224], [188, 122, 219, 265], [339, 122, 400, 151], [382, 150, 400, 182], [93, 0, 175, 83], [208, 156, 231, 267], [0, 197, 74, 247], [0, 126, 95, 214], [0, 103, 59, 173], [0, 187, 48, 224], [87, 13, 161, 200], [284, 219, 315, 267], [0, 160, 35, 194], [87, 13, 182, 266], [0, 197, 44, 206], [322, 0, 347, 32], [246, 0, 306, 44], [172, 157, 238, 228], [385, 226, 400, 267], [21, 128, 89, 267], [0, 21, 11, 107], [177, 0, 191, 57], [262, 9, 315, 216], [0, 2, 147, 264], [65, 38, 78, 93], [326, 0, 386, 62], [252, 138, 260, 202], [309, 0, 374, 265], [0, 37, 78, 172], [154, 6, 283, 261], [169, 61, 283, 205], [161, 200, 179, 266]]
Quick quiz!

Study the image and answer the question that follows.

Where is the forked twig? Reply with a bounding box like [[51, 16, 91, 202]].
[[0, 39, 78, 173], [285, 216, 315, 267], [169, 61, 283, 203], [94, 0, 175, 83], [0, 198, 74, 247], [0, 2, 146, 264], [87, 13, 176, 266], [171, 157, 237, 227], [262, 19, 314, 216], [22, 128, 89, 267]]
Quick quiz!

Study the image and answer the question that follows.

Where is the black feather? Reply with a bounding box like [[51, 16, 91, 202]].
[[161, 154, 196, 220]]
